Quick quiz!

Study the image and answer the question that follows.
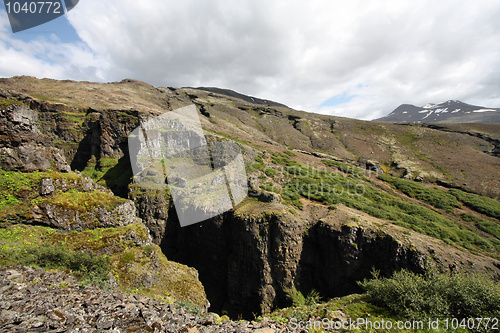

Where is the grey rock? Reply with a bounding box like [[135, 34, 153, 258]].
[[0, 266, 286, 332], [259, 191, 280, 203], [39, 178, 55, 195]]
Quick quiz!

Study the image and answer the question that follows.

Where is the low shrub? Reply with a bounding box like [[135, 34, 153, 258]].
[[1, 243, 110, 286], [271, 153, 289, 165], [285, 288, 321, 307], [461, 213, 500, 239], [322, 159, 364, 177], [264, 168, 277, 177], [360, 268, 500, 321], [450, 189, 500, 219], [378, 174, 461, 213]]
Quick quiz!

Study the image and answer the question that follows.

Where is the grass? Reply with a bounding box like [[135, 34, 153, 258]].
[[271, 152, 290, 165], [260, 182, 280, 193], [245, 154, 500, 257], [322, 159, 365, 177], [461, 213, 500, 239], [273, 161, 499, 258], [0, 170, 80, 223], [0, 99, 26, 108], [31, 94, 58, 102], [378, 174, 461, 213], [450, 189, 500, 219], [81, 156, 132, 197], [40, 189, 127, 212], [269, 293, 410, 332], [0, 225, 110, 286]]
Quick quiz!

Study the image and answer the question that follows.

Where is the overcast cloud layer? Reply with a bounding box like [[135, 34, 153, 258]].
[[1, 0, 500, 119]]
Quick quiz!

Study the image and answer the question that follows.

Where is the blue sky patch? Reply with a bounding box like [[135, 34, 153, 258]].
[[7, 14, 80, 43], [320, 93, 356, 107]]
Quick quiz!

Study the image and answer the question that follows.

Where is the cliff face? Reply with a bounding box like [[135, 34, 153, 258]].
[[160, 199, 499, 317], [1, 77, 500, 319]]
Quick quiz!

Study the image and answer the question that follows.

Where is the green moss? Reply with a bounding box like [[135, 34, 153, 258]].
[[41, 190, 126, 212], [0, 170, 81, 223], [0, 223, 208, 308], [0, 99, 26, 108], [120, 250, 136, 264]]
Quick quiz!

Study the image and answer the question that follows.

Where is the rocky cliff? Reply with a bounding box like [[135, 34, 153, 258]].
[[1, 76, 499, 322]]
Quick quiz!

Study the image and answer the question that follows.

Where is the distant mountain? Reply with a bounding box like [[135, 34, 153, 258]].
[[376, 100, 500, 123]]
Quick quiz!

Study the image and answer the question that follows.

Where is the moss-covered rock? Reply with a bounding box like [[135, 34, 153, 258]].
[[0, 169, 140, 230], [0, 223, 209, 311]]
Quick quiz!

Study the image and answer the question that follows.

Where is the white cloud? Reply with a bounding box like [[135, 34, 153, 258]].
[[2, 0, 500, 119], [0, 9, 106, 82]]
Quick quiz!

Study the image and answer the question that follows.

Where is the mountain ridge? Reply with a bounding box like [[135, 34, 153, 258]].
[[376, 100, 500, 123]]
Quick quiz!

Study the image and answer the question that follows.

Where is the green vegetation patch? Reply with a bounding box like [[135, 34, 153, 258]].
[[260, 182, 280, 193], [81, 156, 132, 197], [0, 170, 80, 223], [461, 213, 500, 240], [322, 159, 365, 177], [279, 161, 499, 258], [40, 189, 127, 212], [264, 167, 277, 177], [360, 268, 500, 321], [450, 188, 500, 219], [378, 174, 461, 213], [0, 223, 207, 308], [271, 152, 290, 165], [269, 293, 402, 332], [0, 225, 110, 286], [0, 99, 25, 108]]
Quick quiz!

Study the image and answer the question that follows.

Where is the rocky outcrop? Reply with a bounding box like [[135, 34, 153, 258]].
[[1, 168, 140, 231], [39, 200, 138, 231], [0, 266, 285, 332], [69, 109, 139, 171], [128, 185, 170, 244], [0, 104, 70, 172]]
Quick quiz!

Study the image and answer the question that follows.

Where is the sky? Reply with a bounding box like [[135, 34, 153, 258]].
[[1, 0, 500, 120]]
